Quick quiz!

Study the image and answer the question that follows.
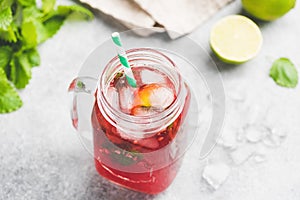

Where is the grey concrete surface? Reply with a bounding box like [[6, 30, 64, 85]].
[[1, 1, 300, 199]]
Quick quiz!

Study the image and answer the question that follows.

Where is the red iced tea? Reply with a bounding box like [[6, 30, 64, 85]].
[[91, 49, 190, 194]]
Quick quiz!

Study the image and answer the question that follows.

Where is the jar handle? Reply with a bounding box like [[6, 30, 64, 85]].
[[68, 76, 98, 130], [68, 76, 98, 156]]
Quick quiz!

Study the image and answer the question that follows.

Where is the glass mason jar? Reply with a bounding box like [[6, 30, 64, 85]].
[[91, 48, 191, 194]]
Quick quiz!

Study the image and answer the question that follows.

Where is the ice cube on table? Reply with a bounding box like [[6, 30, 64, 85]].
[[244, 124, 266, 143], [217, 124, 238, 149], [262, 129, 286, 148], [202, 162, 231, 190], [230, 144, 256, 165]]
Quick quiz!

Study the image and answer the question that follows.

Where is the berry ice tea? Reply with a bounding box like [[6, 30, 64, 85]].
[[92, 49, 191, 194]]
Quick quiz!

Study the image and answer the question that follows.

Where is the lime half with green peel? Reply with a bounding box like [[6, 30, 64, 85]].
[[242, 0, 296, 21], [210, 15, 263, 64]]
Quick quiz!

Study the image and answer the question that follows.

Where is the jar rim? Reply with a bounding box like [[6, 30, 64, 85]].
[[97, 48, 185, 136]]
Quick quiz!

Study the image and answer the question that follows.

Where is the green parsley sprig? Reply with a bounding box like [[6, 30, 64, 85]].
[[0, 0, 93, 113]]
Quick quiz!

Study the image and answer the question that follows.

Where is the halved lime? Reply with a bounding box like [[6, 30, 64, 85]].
[[210, 15, 263, 64]]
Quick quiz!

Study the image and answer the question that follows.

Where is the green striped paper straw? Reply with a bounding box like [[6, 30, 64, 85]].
[[111, 32, 137, 88]]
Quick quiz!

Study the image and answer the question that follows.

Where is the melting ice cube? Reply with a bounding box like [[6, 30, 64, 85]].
[[262, 128, 286, 148], [217, 124, 238, 149], [202, 162, 231, 190], [116, 79, 137, 114], [140, 68, 165, 85], [106, 87, 119, 109], [244, 124, 267, 143], [148, 85, 174, 109], [230, 144, 256, 165], [133, 83, 175, 113]]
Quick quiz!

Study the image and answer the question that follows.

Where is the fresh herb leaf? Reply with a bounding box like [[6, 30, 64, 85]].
[[57, 5, 94, 20], [10, 53, 31, 89], [0, 0, 94, 113], [0, 0, 13, 10], [17, 0, 36, 7], [270, 58, 298, 88], [22, 19, 50, 48], [0, 7, 13, 30], [22, 6, 43, 23], [21, 21, 38, 48], [111, 149, 143, 166], [12, 2, 23, 27], [0, 46, 13, 69], [42, 0, 55, 14], [0, 24, 17, 42], [0, 68, 23, 113], [43, 15, 66, 39], [102, 143, 143, 166], [25, 48, 40, 67]]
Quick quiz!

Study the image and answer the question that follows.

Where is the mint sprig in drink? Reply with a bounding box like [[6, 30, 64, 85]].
[[91, 35, 191, 194]]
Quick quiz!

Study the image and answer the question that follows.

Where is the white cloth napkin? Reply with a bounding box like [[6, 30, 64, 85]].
[[80, 0, 234, 38]]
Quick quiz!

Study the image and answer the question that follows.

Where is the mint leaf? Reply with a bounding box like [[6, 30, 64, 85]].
[[43, 15, 65, 39], [39, 4, 94, 39], [102, 143, 143, 166], [18, 53, 31, 77], [0, 0, 13, 10], [34, 21, 49, 44], [0, 23, 17, 42], [270, 58, 298, 88], [21, 6, 50, 46], [21, 21, 38, 48], [57, 5, 94, 20], [0, 68, 23, 113], [10, 54, 32, 89], [0, 46, 13, 69], [22, 20, 49, 47], [20, 3, 94, 47], [25, 48, 40, 67], [17, 0, 36, 7], [22, 6, 43, 23], [110, 149, 143, 166], [41, 4, 94, 39], [13, 2, 23, 27], [42, 0, 55, 14], [0, 7, 13, 30], [0, 0, 94, 113]]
